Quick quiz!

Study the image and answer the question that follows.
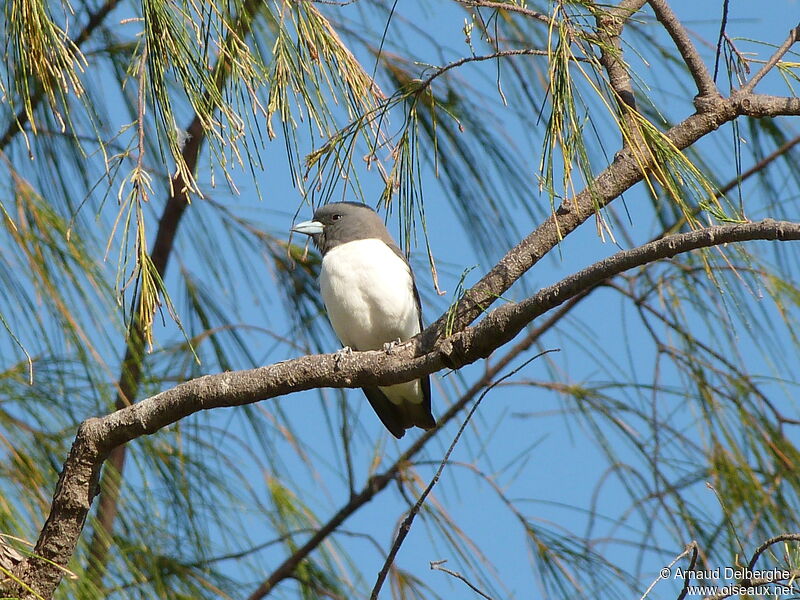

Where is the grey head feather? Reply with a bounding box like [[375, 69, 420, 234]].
[[307, 202, 401, 257], [301, 202, 424, 329]]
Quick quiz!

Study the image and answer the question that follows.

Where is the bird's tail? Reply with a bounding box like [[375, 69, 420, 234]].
[[401, 400, 436, 431], [362, 386, 406, 438], [362, 376, 435, 438]]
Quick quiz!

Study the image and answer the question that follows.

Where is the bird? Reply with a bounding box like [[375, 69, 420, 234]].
[[292, 202, 435, 438]]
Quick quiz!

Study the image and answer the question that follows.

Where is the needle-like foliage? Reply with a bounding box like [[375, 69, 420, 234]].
[[3, 1, 800, 600]]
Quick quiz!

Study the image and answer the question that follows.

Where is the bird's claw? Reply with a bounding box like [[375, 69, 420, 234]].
[[333, 346, 353, 371], [383, 339, 402, 354]]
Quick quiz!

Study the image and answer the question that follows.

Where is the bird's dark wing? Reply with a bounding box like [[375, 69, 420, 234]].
[[411, 279, 436, 430], [417, 373, 435, 429], [390, 242, 436, 428], [384, 241, 424, 332]]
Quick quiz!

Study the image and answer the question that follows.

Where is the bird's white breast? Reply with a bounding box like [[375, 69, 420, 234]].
[[320, 239, 420, 351]]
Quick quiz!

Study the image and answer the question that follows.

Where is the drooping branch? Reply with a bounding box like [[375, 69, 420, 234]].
[[10, 218, 800, 599], [85, 0, 268, 582], [0, 0, 123, 151]]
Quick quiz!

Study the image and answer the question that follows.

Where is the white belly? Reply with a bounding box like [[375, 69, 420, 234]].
[[320, 239, 420, 352]]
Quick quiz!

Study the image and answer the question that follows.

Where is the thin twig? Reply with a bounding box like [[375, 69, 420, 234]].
[[723, 33, 751, 76], [675, 542, 699, 600], [638, 541, 697, 600], [418, 49, 558, 93], [430, 560, 496, 600], [747, 533, 800, 570], [719, 133, 800, 196], [135, 45, 148, 186], [455, 0, 551, 26], [742, 23, 800, 93], [712, 0, 730, 82], [368, 350, 557, 599]]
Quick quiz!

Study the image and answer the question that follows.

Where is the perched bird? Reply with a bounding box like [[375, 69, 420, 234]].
[[292, 202, 435, 438]]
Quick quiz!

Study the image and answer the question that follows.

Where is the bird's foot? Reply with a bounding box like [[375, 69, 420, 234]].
[[383, 339, 402, 354], [333, 346, 353, 371]]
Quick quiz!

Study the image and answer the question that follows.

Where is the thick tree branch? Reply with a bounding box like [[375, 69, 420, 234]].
[[433, 219, 800, 368], [11, 219, 800, 599]]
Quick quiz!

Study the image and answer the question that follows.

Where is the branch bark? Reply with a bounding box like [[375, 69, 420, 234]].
[[590, 0, 647, 113], [9, 219, 800, 599]]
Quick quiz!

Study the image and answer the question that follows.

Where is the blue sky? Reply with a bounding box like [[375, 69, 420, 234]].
[[199, 3, 800, 598], [3, 1, 800, 598], [167, 2, 800, 597]]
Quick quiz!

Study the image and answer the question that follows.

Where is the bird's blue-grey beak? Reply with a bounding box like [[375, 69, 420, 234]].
[[291, 220, 324, 236]]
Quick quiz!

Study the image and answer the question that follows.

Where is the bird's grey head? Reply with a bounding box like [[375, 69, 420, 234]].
[[292, 202, 393, 254]]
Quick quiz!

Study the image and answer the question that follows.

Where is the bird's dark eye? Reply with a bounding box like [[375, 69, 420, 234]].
[[331, 214, 342, 221]]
